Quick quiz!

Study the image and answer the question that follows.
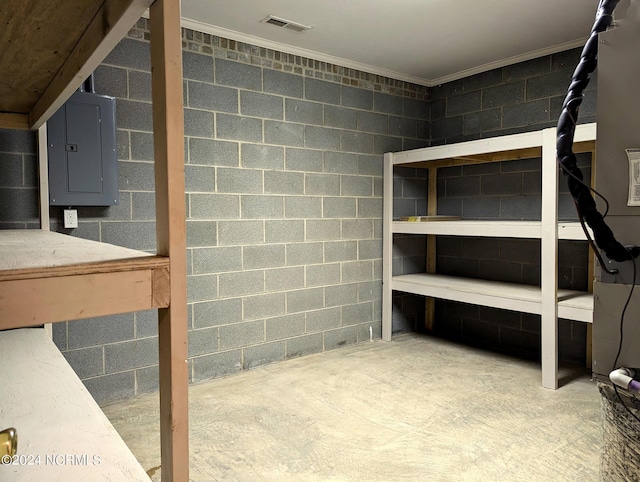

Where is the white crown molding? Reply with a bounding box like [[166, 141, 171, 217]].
[[429, 37, 587, 86], [141, 13, 587, 89], [180, 18, 432, 87]]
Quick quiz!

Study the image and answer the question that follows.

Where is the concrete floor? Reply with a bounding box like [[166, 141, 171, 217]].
[[103, 334, 602, 481]]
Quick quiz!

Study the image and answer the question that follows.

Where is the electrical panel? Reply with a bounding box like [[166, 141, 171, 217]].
[[47, 91, 118, 206]]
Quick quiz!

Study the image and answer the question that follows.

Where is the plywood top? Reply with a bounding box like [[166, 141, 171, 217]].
[[0, 230, 162, 278], [0, 328, 150, 480], [0, 1, 102, 114], [0, 0, 152, 129]]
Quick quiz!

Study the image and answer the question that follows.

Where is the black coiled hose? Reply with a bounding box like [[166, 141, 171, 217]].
[[557, 0, 640, 262]]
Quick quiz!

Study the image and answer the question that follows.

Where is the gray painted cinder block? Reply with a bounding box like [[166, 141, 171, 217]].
[[389, 116, 418, 138], [483, 81, 525, 109], [241, 195, 284, 219], [324, 151, 358, 174], [240, 144, 284, 170], [187, 274, 218, 302], [341, 175, 373, 197], [0, 128, 36, 153], [94, 65, 128, 98], [306, 219, 341, 240], [63, 347, 104, 379], [285, 98, 323, 125], [130, 132, 154, 161], [357, 155, 383, 176], [357, 280, 382, 302], [285, 148, 323, 172], [185, 165, 216, 193], [193, 298, 242, 328], [219, 320, 264, 350], [135, 310, 159, 338], [403, 98, 429, 120], [119, 161, 155, 191], [183, 51, 214, 82], [84, 372, 135, 406], [306, 307, 341, 332], [305, 78, 340, 104], [502, 99, 550, 128], [218, 220, 263, 245], [264, 121, 305, 147], [285, 333, 323, 359], [243, 341, 286, 370], [189, 138, 238, 166], [324, 283, 358, 307], [266, 313, 306, 341], [264, 171, 305, 195], [192, 246, 242, 274], [189, 194, 240, 220], [116, 100, 153, 131], [341, 131, 374, 154], [217, 167, 262, 193], [342, 260, 373, 283], [324, 240, 357, 262], [324, 105, 357, 130], [184, 109, 215, 138], [243, 292, 286, 320], [357, 198, 382, 218], [305, 173, 340, 196], [373, 92, 404, 115], [103, 37, 150, 71], [342, 302, 373, 325], [0, 153, 22, 187], [342, 219, 373, 240], [447, 91, 481, 117], [219, 270, 264, 298], [243, 244, 286, 269], [217, 114, 262, 142], [481, 172, 523, 196], [324, 326, 358, 350], [357, 111, 389, 134], [263, 69, 303, 98], [463, 109, 502, 136], [102, 221, 156, 250], [286, 242, 324, 266], [358, 239, 382, 260], [323, 197, 356, 218], [306, 262, 341, 287], [188, 327, 219, 357], [265, 266, 305, 292], [526, 69, 572, 101], [287, 287, 324, 313], [188, 81, 238, 113], [136, 365, 161, 394], [265, 219, 304, 243], [215, 58, 261, 90], [129, 70, 151, 101], [342, 85, 373, 110], [305, 125, 341, 150], [284, 196, 322, 218], [105, 336, 159, 374], [373, 135, 403, 155], [192, 350, 242, 382], [241, 91, 283, 120]]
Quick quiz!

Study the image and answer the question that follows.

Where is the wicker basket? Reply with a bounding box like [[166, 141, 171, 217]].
[[599, 382, 640, 481]]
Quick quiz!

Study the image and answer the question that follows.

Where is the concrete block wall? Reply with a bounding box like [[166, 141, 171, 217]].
[[424, 49, 594, 363], [0, 20, 429, 404]]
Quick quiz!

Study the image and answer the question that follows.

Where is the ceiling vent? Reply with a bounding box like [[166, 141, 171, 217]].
[[261, 15, 311, 33]]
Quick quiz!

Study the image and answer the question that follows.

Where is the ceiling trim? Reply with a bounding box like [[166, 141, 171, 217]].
[[180, 17, 433, 87], [162, 15, 589, 89], [429, 37, 588, 86]]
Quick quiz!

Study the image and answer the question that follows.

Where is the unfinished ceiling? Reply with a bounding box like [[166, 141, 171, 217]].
[[180, 0, 604, 86]]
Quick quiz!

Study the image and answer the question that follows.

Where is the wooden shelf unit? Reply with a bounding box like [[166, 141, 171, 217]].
[[0, 1, 188, 480], [382, 123, 597, 389]]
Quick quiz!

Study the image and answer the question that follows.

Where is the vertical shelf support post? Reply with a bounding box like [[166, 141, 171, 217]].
[[150, 0, 189, 479], [382, 153, 394, 341], [541, 127, 559, 389]]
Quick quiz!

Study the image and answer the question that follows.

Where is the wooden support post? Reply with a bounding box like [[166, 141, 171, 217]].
[[540, 128, 559, 389], [425, 167, 438, 331], [149, 0, 189, 480], [38, 124, 52, 339]]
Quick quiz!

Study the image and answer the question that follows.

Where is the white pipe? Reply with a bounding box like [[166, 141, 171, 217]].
[[609, 367, 640, 393]]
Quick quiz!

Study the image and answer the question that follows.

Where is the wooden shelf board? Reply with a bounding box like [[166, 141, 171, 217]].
[[0, 328, 150, 480], [392, 220, 542, 237], [391, 273, 592, 322]]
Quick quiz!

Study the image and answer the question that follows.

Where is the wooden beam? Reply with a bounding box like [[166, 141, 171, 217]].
[[150, 0, 189, 480], [28, 0, 152, 129], [425, 167, 437, 331], [0, 270, 163, 329], [0, 113, 29, 130]]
